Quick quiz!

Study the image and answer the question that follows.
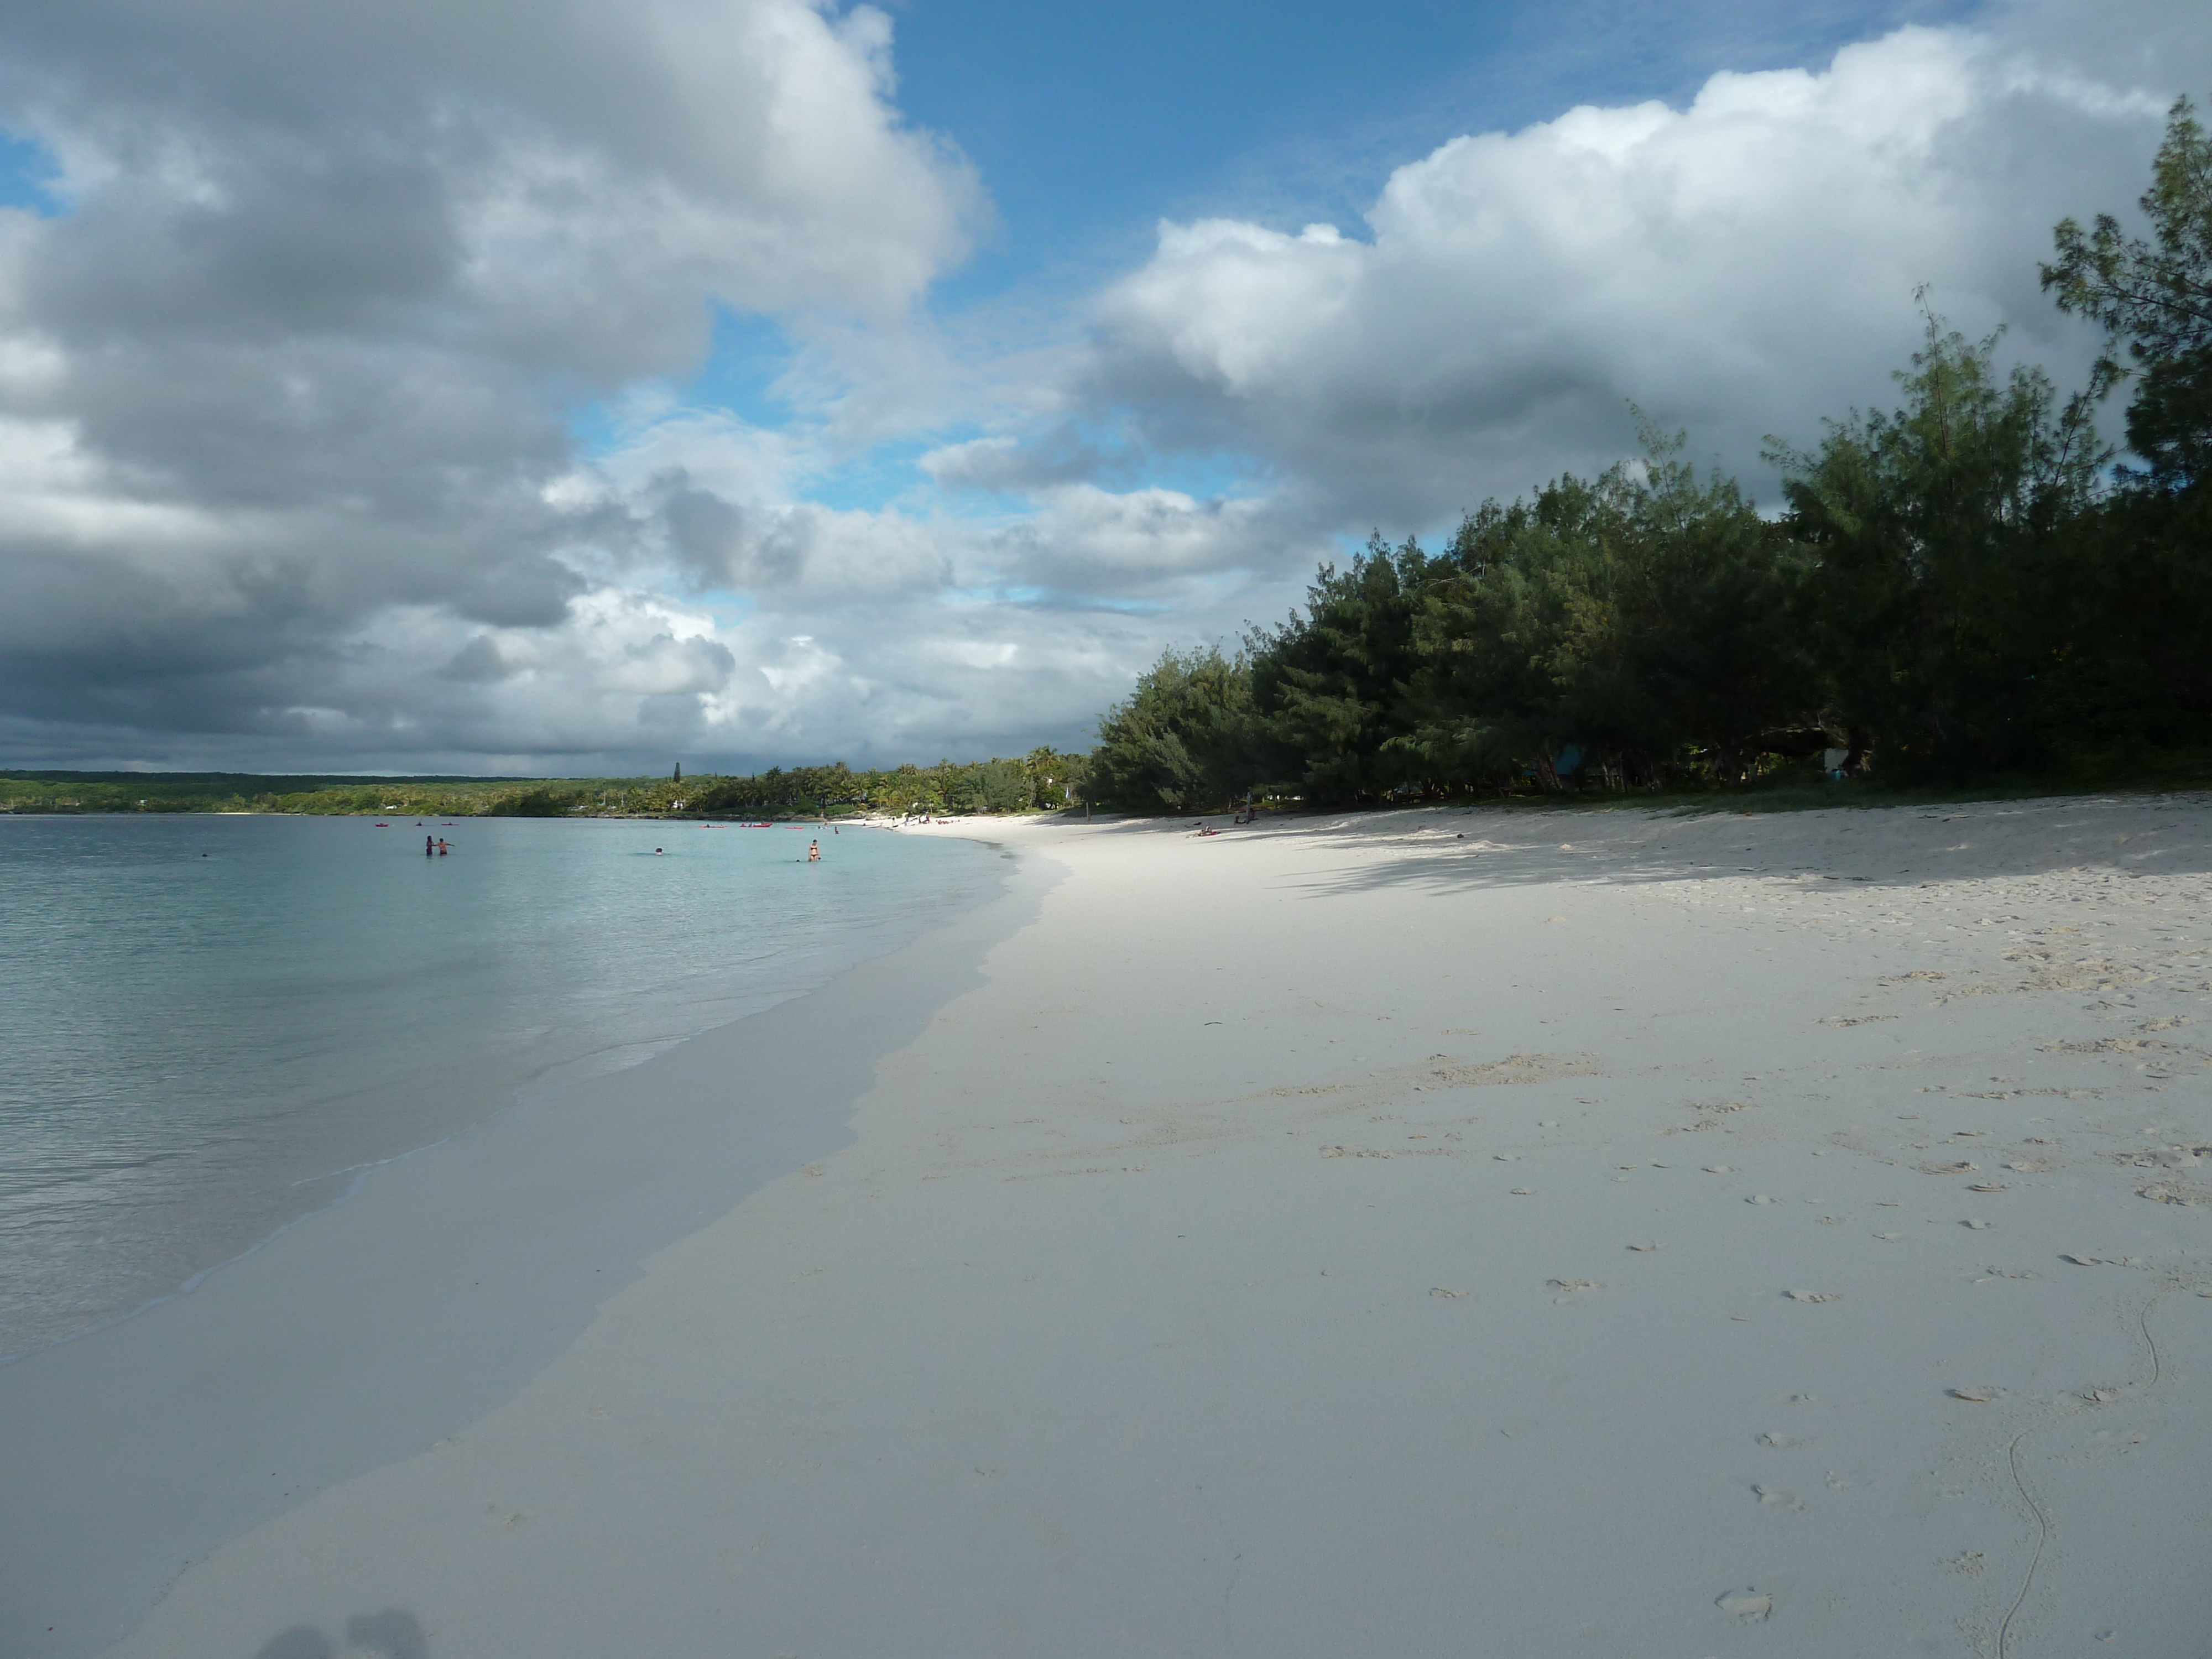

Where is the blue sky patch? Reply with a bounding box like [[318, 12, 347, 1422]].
[[0, 128, 61, 214]]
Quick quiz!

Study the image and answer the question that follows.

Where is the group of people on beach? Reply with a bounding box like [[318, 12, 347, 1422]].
[[1190, 794, 1262, 836]]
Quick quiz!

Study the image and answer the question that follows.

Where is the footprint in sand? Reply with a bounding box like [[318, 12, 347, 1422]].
[[1963, 1219, 1994, 1230], [1430, 1287, 1468, 1299], [1510, 1187, 1533, 1196], [2137, 1181, 2211, 1206], [1874, 1232, 1901, 1241], [1704, 1165, 1736, 1174], [1716, 1589, 1774, 1622], [1948, 1386, 2003, 1402], [2080, 1386, 2119, 1402], [1627, 1242, 1660, 1252], [1748, 1194, 1777, 1205], [1751, 1483, 1798, 1507], [1784, 1290, 1842, 1302], [1756, 1432, 1796, 1447]]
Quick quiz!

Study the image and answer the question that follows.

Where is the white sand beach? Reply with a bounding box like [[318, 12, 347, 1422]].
[[76, 799, 2212, 1656]]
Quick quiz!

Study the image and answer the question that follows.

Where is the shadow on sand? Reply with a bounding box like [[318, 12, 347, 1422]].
[[253, 1609, 427, 1658], [1247, 796, 2212, 902]]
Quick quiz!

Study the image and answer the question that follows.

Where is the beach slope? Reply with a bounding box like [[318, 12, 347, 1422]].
[[98, 798, 2212, 1657]]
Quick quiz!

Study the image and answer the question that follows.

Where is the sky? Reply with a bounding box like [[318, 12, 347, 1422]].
[[0, 0, 2203, 776]]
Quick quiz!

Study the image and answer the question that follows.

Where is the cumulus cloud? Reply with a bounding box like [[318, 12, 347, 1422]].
[[978, 483, 1296, 595], [0, 0, 986, 767], [1079, 18, 2194, 524]]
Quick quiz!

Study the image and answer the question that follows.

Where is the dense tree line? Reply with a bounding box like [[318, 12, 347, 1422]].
[[1, 751, 1094, 819], [1089, 100, 2212, 812], [686, 750, 1087, 818], [0, 772, 538, 815]]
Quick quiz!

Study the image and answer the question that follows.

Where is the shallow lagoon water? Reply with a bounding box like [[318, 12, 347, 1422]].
[[0, 813, 1000, 1357]]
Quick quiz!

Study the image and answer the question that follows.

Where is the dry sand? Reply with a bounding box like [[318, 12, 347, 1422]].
[[84, 797, 2212, 1656]]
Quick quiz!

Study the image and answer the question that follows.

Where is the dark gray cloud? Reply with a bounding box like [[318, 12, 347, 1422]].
[[0, 0, 983, 769]]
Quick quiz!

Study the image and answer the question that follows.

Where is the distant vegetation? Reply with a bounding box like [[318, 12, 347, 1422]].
[[1087, 98, 2212, 812], [685, 753, 1087, 818], [0, 754, 1092, 820], [0, 772, 536, 816]]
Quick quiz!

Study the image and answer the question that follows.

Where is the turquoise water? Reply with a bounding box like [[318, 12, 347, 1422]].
[[0, 813, 1001, 1358]]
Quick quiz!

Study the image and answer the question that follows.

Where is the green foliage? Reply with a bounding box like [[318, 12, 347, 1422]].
[[2044, 97, 2212, 499], [1249, 534, 1431, 801], [0, 771, 544, 815], [691, 763, 859, 816], [2041, 96, 2212, 735], [688, 755, 1068, 818], [1770, 310, 2109, 774], [491, 787, 578, 817], [1401, 434, 1813, 792], [1089, 647, 1259, 812], [1024, 747, 1088, 807], [946, 759, 1029, 813]]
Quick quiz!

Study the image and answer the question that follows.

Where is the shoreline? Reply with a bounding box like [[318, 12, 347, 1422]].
[[36, 795, 2212, 1657], [0, 815, 1002, 1367], [0, 833, 1049, 1659]]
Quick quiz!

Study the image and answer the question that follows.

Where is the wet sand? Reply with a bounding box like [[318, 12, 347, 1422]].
[[75, 797, 2212, 1656]]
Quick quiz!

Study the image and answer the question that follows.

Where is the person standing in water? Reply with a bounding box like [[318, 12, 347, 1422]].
[[425, 834, 434, 856], [806, 840, 821, 863]]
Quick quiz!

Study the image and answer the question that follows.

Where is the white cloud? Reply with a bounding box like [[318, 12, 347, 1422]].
[[985, 482, 1294, 591], [1079, 20, 2184, 523]]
